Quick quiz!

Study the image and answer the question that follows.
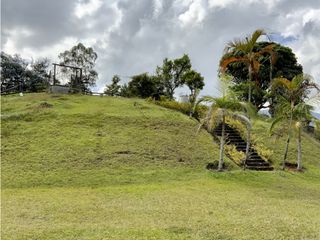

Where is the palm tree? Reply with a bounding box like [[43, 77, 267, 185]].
[[199, 96, 251, 171], [270, 100, 314, 170], [220, 29, 276, 103], [270, 74, 319, 169]]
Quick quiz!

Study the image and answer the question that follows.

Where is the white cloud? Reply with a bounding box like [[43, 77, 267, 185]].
[[2, 0, 320, 95], [74, 0, 103, 19], [178, 0, 208, 27]]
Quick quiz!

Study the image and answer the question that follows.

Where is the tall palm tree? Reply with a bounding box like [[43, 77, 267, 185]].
[[270, 74, 319, 169], [199, 96, 251, 171], [220, 29, 276, 103]]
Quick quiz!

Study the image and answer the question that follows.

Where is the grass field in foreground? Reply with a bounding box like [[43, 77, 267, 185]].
[[1, 93, 320, 239]]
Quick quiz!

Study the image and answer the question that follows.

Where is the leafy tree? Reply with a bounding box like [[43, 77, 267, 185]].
[[58, 43, 98, 92], [1, 52, 49, 93], [183, 70, 205, 117], [221, 41, 303, 110], [220, 29, 276, 106], [104, 75, 121, 96], [156, 54, 192, 99], [270, 74, 319, 170], [25, 58, 50, 92], [1, 52, 27, 93], [127, 73, 159, 98], [119, 84, 131, 97]]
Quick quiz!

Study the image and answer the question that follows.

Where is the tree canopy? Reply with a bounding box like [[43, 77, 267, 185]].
[[220, 41, 303, 109], [58, 43, 98, 92], [1, 52, 50, 93], [156, 54, 192, 99]]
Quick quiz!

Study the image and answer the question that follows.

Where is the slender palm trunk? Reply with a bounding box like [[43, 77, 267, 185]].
[[283, 110, 293, 170], [218, 112, 225, 171], [248, 65, 253, 103], [244, 126, 251, 170], [297, 124, 302, 171]]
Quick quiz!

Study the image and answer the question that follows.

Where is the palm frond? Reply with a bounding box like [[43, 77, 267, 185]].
[[224, 39, 248, 53], [220, 56, 249, 72], [270, 116, 285, 134], [230, 113, 251, 129], [271, 77, 292, 91], [250, 29, 266, 44]]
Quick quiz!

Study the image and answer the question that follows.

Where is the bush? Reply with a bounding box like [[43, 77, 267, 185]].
[[148, 98, 207, 120], [224, 144, 245, 165]]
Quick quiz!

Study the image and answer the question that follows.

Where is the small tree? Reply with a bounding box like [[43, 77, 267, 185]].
[[104, 75, 121, 96], [156, 54, 192, 99], [183, 70, 205, 117], [270, 74, 319, 169], [127, 73, 159, 98], [199, 96, 251, 171], [270, 99, 314, 171], [26, 58, 50, 92]]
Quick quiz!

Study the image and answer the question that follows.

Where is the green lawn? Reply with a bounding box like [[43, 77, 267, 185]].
[[2, 93, 320, 239]]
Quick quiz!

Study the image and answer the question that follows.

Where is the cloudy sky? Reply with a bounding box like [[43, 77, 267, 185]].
[[2, 0, 320, 100]]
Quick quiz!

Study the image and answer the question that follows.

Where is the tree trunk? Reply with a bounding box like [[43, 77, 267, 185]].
[[189, 91, 195, 118], [283, 110, 293, 170], [218, 112, 225, 171], [248, 64, 253, 103], [269, 56, 273, 83], [297, 124, 302, 171], [244, 126, 251, 170]]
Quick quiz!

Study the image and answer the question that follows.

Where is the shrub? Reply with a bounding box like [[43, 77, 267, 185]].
[[149, 98, 207, 120], [224, 144, 245, 165], [253, 142, 274, 162]]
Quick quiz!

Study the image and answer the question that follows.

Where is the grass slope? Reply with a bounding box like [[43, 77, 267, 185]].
[[1, 93, 320, 240]]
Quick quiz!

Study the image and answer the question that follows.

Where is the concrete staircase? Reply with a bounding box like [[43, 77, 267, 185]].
[[213, 123, 273, 171]]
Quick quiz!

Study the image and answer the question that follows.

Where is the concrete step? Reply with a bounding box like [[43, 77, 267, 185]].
[[246, 166, 274, 171], [246, 161, 270, 166]]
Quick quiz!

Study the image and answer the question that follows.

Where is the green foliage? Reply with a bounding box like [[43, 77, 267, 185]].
[[253, 142, 274, 162], [151, 98, 207, 120], [1, 52, 49, 93], [119, 83, 131, 97], [224, 144, 245, 165], [58, 43, 98, 92], [126, 73, 162, 98], [315, 120, 320, 140], [156, 54, 192, 99], [104, 75, 121, 96], [221, 40, 303, 109]]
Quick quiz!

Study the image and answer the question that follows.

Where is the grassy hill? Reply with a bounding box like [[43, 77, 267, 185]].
[[2, 93, 320, 240]]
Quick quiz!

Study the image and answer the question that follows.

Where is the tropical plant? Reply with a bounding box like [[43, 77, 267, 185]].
[[221, 42, 302, 110], [270, 74, 319, 170], [270, 99, 314, 170], [220, 29, 276, 104], [199, 96, 251, 171]]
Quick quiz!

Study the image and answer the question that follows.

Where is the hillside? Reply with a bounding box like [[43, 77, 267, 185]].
[[2, 93, 320, 240]]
